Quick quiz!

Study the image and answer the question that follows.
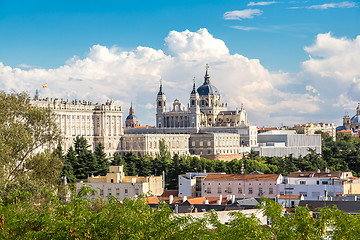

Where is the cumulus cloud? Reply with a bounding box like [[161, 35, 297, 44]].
[[223, 9, 263, 21], [0, 29, 359, 126], [303, 33, 360, 81], [248, 1, 277, 6], [299, 33, 360, 121]]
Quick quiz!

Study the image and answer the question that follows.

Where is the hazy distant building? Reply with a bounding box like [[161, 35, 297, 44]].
[[340, 103, 360, 135], [294, 123, 336, 141]]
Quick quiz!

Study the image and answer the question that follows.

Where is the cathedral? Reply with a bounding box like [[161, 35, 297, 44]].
[[342, 103, 360, 132], [155, 65, 248, 130]]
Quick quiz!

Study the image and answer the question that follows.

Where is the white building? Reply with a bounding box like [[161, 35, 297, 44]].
[[201, 173, 283, 199], [178, 172, 225, 197], [32, 91, 123, 155], [278, 170, 360, 200], [252, 130, 321, 157], [76, 166, 164, 201]]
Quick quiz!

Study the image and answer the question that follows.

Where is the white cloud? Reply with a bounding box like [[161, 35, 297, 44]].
[[223, 9, 263, 21], [230, 26, 259, 31], [1, 29, 359, 126], [248, 1, 277, 6], [289, 1, 357, 9], [305, 85, 320, 96], [303, 33, 360, 81], [308, 1, 356, 9], [145, 103, 155, 109], [17, 63, 36, 68]]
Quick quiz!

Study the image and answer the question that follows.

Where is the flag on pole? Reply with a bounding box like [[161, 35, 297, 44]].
[[42, 83, 48, 88]]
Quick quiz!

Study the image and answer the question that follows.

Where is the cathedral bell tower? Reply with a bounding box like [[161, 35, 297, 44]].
[[189, 78, 200, 113], [156, 80, 166, 113], [189, 78, 201, 129], [156, 80, 166, 128]]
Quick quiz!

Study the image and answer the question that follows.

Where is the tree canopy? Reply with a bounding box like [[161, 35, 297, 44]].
[[0, 91, 62, 203]]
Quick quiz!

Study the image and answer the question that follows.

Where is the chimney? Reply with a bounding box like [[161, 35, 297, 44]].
[[317, 169, 320, 173], [183, 196, 187, 202], [217, 194, 222, 205], [169, 195, 174, 204], [325, 168, 330, 173], [204, 199, 209, 204]]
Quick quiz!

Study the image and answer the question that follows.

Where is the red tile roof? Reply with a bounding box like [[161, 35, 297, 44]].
[[145, 196, 160, 204], [161, 190, 179, 197], [186, 197, 207, 205], [278, 195, 302, 200]]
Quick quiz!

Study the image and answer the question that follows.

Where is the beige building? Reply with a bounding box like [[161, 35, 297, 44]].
[[189, 133, 243, 160], [120, 134, 190, 157], [202, 173, 283, 199], [76, 166, 164, 200], [32, 90, 123, 155], [294, 123, 336, 140]]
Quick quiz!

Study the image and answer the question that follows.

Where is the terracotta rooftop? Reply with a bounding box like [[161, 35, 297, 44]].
[[186, 197, 207, 205], [144, 196, 160, 204], [206, 197, 229, 205], [161, 190, 179, 197], [278, 195, 302, 200], [204, 174, 280, 181]]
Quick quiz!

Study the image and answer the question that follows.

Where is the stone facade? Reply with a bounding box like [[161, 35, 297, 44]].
[[156, 66, 248, 130], [32, 91, 123, 156], [120, 134, 190, 157]]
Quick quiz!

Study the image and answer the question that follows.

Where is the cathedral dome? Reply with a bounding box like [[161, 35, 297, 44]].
[[125, 104, 140, 128], [197, 66, 220, 96], [351, 115, 360, 124], [197, 83, 220, 96], [126, 114, 137, 120]]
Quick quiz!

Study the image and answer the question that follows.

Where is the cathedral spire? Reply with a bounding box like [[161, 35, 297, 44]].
[[129, 102, 134, 115], [191, 77, 197, 94], [204, 64, 210, 85], [157, 78, 164, 95]]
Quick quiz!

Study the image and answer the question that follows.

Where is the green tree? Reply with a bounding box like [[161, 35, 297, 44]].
[[0, 91, 62, 203], [94, 143, 109, 176]]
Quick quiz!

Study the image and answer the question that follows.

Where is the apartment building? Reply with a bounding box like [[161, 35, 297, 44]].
[[201, 173, 283, 199], [278, 170, 360, 200]]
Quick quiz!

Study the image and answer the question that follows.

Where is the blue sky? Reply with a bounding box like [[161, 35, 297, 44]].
[[0, 0, 359, 126]]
